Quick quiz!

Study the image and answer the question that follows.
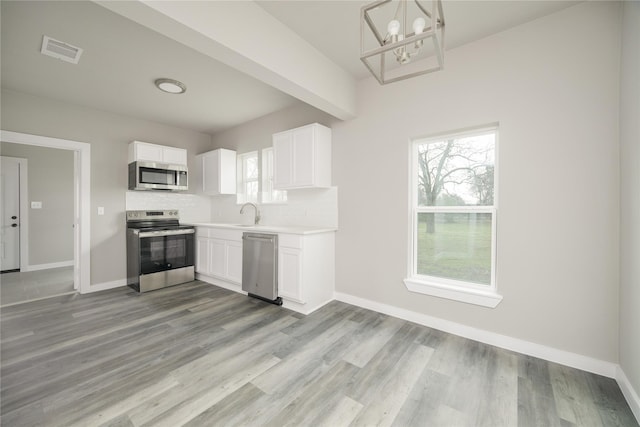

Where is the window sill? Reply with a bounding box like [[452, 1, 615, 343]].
[[403, 277, 503, 308]]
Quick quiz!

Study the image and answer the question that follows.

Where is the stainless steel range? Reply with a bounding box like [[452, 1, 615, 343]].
[[126, 210, 195, 293]]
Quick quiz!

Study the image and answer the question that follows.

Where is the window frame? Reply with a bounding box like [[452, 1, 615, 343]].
[[236, 149, 287, 205], [404, 126, 502, 308], [236, 151, 259, 204]]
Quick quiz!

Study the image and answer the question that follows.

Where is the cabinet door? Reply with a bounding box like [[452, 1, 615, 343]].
[[162, 146, 187, 165], [208, 238, 226, 278], [278, 247, 304, 302], [292, 125, 315, 187], [195, 236, 209, 274], [273, 131, 293, 189], [226, 240, 243, 284], [218, 149, 237, 194], [135, 142, 163, 162], [201, 151, 220, 195]]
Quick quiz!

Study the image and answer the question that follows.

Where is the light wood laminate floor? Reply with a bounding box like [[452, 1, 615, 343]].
[[1, 281, 637, 427]]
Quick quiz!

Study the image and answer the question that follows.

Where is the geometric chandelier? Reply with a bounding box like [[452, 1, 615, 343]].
[[360, 0, 445, 85]]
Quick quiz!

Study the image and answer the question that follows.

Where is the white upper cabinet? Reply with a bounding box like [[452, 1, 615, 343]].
[[273, 123, 331, 190], [128, 141, 187, 165], [162, 146, 188, 165], [195, 149, 237, 195]]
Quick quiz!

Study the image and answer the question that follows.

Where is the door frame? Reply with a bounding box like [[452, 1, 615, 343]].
[[0, 130, 91, 294]]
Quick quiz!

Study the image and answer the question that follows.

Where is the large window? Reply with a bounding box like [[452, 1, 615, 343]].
[[405, 126, 502, 307]]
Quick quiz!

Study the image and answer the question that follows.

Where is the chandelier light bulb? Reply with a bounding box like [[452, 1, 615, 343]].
[[387, 19, 401, 36], [413, 17, 426, 34]]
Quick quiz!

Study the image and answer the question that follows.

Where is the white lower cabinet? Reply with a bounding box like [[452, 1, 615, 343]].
[[226, 240, 243, 284], [208, 239, 227, 278], [195, 226, 335, 314], [278, 246, 303, 302], [277, 232, 335, 314], [195, 236, 210, 274], [195, 227, 243, 286]]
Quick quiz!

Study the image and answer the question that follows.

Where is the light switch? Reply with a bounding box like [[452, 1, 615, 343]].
[[31, 201, 42, 209], [97, 207, 105, 215]]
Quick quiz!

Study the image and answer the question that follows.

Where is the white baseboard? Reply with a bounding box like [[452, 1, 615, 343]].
[[617, 366, 640, 422], [88, 278, 127, 293], [23, 260, 74, 272], [196, 273, 244, 294], [282, 297, 333, 316], [334, 291, 618, 378]]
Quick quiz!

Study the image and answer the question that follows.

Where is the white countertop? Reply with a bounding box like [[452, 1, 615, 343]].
[[188, 223, 337, 235]]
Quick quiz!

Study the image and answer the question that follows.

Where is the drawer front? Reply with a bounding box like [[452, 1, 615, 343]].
[[279, 233, 303, 249], [195, 227, 211, 238], [196, 227, 243, 242], [209, 228, 243, 242]]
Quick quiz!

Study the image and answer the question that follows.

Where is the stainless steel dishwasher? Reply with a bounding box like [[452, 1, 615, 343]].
[[242, 232, 282, 305]]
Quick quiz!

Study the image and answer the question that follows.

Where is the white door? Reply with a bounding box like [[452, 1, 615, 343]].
[[1, 157, 21, 271]]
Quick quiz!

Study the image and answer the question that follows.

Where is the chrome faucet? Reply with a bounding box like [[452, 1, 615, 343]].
[[240, 202, 261, 225]]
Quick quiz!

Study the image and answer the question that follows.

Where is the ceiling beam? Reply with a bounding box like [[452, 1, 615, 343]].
[[94, 0, 357, 120]]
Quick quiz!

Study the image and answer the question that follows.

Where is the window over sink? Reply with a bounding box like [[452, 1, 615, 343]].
[[237, 151, 259, 204], [236, 148, 287, 205]]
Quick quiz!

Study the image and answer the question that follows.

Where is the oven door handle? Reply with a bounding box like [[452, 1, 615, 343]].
[[136, 229, 195, 237]]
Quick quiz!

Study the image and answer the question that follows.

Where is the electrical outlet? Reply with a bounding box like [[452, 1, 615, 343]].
[[31, 201, 42, 209]]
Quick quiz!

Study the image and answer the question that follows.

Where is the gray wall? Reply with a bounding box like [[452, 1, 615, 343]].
[[212, 2, 624, 365], [0, 89, 213, 287], [210, 103, 336, 153], [619, 0, 640, 400], [0, 142, 74, 266], [332, 2, 621, 363]]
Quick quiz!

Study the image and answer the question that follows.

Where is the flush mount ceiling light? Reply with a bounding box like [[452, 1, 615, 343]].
[[360, 0, 445, 85], [154, 78, 187, 94]]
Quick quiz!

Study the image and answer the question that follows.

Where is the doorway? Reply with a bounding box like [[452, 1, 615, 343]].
[[0, 130, 90, 302], [1, 148, 76, 305]]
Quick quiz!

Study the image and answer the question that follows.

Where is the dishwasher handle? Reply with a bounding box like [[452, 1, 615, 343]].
[[243, 233, 277, 243]]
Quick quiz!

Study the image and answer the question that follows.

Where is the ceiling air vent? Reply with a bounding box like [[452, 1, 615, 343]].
[[40, 35, 83, 64]]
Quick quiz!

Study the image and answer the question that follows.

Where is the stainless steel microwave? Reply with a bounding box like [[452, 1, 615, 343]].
[[128, 161, 188, 191]]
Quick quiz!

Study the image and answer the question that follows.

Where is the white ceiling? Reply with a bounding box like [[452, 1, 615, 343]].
[[1, 0, 581, 135]]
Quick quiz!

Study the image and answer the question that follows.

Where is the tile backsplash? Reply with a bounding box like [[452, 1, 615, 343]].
[[211, 187, 338, 228], [125, 187, 338, 228], [125, 191, 212, 223]]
